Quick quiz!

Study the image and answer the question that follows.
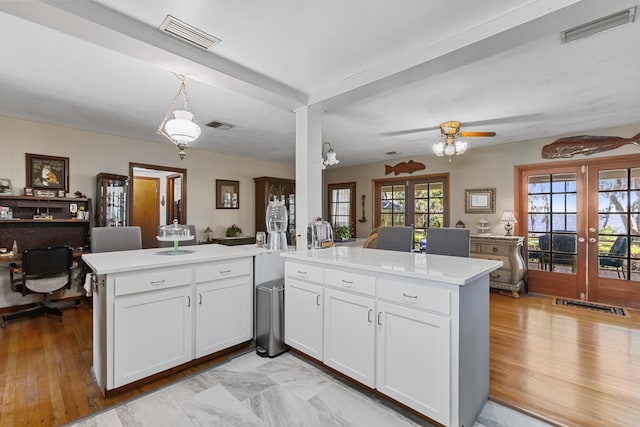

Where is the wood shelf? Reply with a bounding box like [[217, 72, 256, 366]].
[[0, 219, 90, 224]]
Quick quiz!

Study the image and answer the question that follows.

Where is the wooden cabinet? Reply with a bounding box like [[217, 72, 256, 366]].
[[0, 195, 91, 251], [284, 262, 324, 360], [95, 173, 129, 227], [470, 235, 526, 298], [194, 259, 252, 358], [254, 176, 295, 238]]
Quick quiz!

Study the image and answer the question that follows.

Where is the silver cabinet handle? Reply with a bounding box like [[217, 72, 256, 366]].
[[316, 294, 321, 306], [219, 269, 231, 274], [199, 293, 203, 305], [403, 293, 418, 299], [187, 296, 191, 307], [367, 309, 373, 323], [297, 270, 307, 274], [150, 279, 165, 286], [341, 279, 354, 287], [377, 312, 382, 325]]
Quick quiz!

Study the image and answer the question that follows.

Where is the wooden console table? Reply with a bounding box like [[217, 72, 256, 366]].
[[470, 235, 526, 298]]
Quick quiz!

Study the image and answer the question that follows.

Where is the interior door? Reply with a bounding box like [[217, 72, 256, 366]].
[[519, 156, 640, 309], [132, 176, 159, 248]]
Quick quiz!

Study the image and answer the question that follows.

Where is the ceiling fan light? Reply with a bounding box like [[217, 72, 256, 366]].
[[455, 140, 467, 154], [444, 143, 456, 156], [433, 142, 445, 156], [165, 110, 201, 143]]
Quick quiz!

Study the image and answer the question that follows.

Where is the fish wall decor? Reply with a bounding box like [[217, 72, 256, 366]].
[[384, 160, 426, 176], [541, 132, 640, 159]]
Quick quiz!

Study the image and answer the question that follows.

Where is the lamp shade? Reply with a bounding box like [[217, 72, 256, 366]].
[[164, 110, 201, 143], [325, 149, 340, 166], [500, 211, 517, 223], [204, 226, 213, 233]]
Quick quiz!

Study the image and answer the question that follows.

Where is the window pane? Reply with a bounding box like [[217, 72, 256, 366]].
[[631, 168, 640, 190], [414, 183, 429, 198], [393, 214, 405, 226], [528, 175, 550, 194], [529, 194, 550, 213], [429, 214, 443, 227], [599, 169, 628, 191], [528, 214, 550, 232], [552, 214, 576, 232], [631, 191, 640, 213], [429, 183, 443, 197], [414, 214, 428, 228], [599, 213, 628, 234], [381, 186, 393, 199], [380, 214, 392, 226]]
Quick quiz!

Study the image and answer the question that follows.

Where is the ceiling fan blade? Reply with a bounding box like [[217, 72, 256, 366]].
[[381, 125, 440, 137], [459, 131, 496, 137]]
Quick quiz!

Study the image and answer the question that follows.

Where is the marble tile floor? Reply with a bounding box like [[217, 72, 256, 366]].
[[66, 351, 552, 427]]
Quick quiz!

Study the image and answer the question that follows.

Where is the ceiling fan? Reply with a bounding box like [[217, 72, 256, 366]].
[[433, 120, 496, 161]]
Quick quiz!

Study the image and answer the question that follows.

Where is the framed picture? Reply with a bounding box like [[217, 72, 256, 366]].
[[24, 187, 33, 196], [26, 153, 69, 192], [465, 188, 496, 214], [216, 179, 239, 209], [0, 178, 13, 195]]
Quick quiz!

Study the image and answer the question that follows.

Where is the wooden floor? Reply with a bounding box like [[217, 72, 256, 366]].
[[1, 293, 639, 426]]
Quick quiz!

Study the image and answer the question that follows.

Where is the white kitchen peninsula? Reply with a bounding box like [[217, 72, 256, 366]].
[[83, 244, 257, 395], [281, 246, 502, 427]]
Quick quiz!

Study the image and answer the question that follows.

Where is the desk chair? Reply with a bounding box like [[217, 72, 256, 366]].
[[91, 226, 142, 253], [375, 226, 414, 252], [157, 224, 197, 247], [2, 246, 74, 328], [425, 228, 470, 257]]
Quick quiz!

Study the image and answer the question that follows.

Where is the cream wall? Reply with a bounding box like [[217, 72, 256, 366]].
[[324, 123, 640, 238], [0, 115, 293, 308]]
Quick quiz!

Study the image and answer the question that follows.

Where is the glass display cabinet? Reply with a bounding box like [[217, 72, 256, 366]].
[[95, 173, 129, 227]]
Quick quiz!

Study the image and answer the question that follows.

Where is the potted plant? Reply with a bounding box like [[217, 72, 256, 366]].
[[225, 224, 243, 237], [333, 225, 352, 241]]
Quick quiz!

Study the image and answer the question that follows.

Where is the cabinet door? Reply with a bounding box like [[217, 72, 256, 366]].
[[323, 288, 375, 387], [195, 276, 252, 358], [284, 278, 323, 360], [376, 300, 451, 426], [114, 285, 192, 388]]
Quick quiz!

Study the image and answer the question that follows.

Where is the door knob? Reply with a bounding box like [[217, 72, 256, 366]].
[[588, 237, 597, 243], [578, 237, 585, 243], [589, 227, 597, 233]]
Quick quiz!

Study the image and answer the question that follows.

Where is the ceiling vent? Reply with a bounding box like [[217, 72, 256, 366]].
[[561, 7, 636, 43], [206, 120, 234, 131], [159, 15, 221, 50]]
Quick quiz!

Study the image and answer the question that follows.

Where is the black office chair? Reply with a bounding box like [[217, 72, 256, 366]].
[[425, 228, 471, 257], [2, 246, 74, 328], [599, 236, 627, 278]]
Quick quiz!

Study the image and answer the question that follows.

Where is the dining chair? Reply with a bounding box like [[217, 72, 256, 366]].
[[91, 226, 142, 253], [375, 226, 414, 252], [425, 228, 470, 257]]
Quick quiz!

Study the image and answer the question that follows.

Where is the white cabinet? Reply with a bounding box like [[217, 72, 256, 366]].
[[195, 275, 252, 358], [323, 288, 375, 387], [113, 284, 192, 388], [376, 300, 450, 425], [284, 278, 324, 360]]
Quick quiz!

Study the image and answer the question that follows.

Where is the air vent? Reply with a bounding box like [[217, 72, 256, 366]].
[[385, 151, 399, 155], [159, 15, 221, 50], [561, 7, 636, 43], [206, 120, 234, 130]]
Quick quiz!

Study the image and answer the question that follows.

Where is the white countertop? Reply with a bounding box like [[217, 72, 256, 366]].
[[83, 244, 258, 275], [281, 246, 503, 285]]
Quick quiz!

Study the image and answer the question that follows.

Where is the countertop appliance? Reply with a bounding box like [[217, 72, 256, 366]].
[[309, 218, 333, 249]]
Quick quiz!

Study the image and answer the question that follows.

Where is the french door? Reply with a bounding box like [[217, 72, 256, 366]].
[[517, 155, 640, 309]]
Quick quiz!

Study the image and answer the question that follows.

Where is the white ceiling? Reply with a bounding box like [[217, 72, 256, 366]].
[[0, 0, 639, 166]]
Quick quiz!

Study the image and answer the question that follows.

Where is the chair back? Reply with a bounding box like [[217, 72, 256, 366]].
[[157, 224, 197, 247], [375, 226, 414, 252], [21, 246, 73, 294], [609, 236, 627, 256], [91, 226, 142, 253], [425, 228, 470, 257]]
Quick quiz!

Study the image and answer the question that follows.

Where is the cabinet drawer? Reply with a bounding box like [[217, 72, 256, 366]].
[[479, 243, 510, 256], [285, 262, 323, 284], [489, 268, 512, 284], [377, 278, 451, 315], [325, 268, 375, 296], [472, 253, 510, 268], [114, 267, 192, 296], [195, 258, 251, 283]]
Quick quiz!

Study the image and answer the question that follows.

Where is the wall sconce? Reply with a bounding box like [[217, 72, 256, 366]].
[[322, 142, 340, 170], [157, 73, 201, 160], [500, 211, 517, 236]]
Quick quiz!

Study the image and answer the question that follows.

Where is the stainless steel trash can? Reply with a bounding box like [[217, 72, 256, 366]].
[[255, 280, 288, 357]]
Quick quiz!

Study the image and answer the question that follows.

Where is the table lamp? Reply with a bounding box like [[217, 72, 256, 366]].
[[500, 211, 517, 236], [204, 226, 213, 242]]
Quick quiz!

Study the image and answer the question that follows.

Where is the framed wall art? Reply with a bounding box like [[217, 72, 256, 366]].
[[0, 178, 13, 195], [216, 179, 239, 209], [26, 153, 69, 194], [465, 188, 495, 214]]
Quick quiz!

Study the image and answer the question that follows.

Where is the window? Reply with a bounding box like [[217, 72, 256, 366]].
[[328, 182, 356, 234], [374, 173, 449, 248]]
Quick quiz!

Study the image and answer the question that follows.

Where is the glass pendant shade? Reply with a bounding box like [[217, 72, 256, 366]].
[[433, 141, 445, 156], [164, 110, 201, 143], [454, 140, 467, 155], [325, 149, 340, 166], [444, 143, 456, 156]]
